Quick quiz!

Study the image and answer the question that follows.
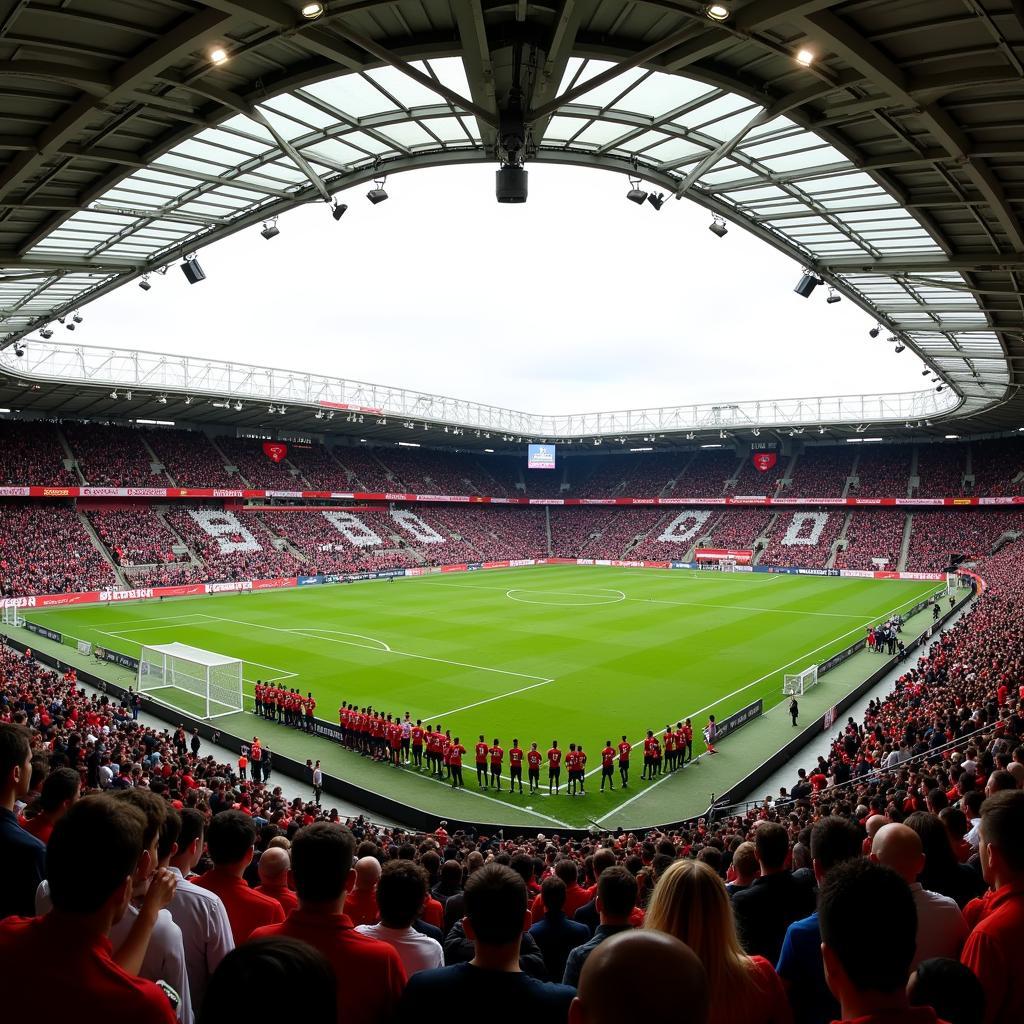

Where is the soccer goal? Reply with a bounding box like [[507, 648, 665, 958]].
[[1, 606, 25, 627], [783, 664, 819, 696], [138, 642, 243, 720]]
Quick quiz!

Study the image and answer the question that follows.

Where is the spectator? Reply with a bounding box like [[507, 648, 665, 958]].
[[18, 765, 80, 844], [0, 722, 46, 919], [908, 958, 985, 1024], [398, 864, 575, 1021], [905, 812, 986, 909], [193, 810, 284, 944], [528, 875, 589, 981], [346, 855, 382, 926], [0, 796, 177, 1023], [529, 858, 589, 923], [960, 791, 1024, 1024], [568, 930, 710, 1024], [819, 860, 936, 1024], [776, 816, 863, 1024], [870, 822, 967, 967], [644, 859, 791, 1024], [249, 822, 406, 1024], [197, 937, 336, 1024], [356, 859, 443, 975], [731, 821, 815, 964], [255, 846, 297, 916], [165, 808, 234, 1016], [726, 841, 759, 896], [562, 865, 638, 987]]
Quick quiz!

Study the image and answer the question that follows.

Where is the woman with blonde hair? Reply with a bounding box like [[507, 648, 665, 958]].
[[644, 859, 791, 1024]]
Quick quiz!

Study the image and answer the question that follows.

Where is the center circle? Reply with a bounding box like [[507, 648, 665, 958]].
[[505, 588, 625, 607]]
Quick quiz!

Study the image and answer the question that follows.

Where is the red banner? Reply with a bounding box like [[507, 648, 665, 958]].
[[752, 452, 777, 472], [695, 548, 754, 564], [262, 442, 288, 463]]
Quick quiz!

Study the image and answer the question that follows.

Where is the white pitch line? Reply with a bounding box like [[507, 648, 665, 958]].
[[195, 613, 550, 684], [423, 678, 554, 721], [84, 612, 211, 630], [582, 582, 940, 783]]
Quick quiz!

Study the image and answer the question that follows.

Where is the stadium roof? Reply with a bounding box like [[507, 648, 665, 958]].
[[0, 0, 1021, 435]]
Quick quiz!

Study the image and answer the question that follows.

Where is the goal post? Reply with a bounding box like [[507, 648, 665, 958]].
[[1, 606, 25, 627], [138, 642, 243, 720], [783, 664, 818, 696]]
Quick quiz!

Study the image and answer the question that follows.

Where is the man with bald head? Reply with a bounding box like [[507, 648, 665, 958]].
[[863, 814, 889, 854], [346, 856, 382, 926], [256, 847, 297, 916], [569, 930, 709, 1024], [871, 821, 966, 967]]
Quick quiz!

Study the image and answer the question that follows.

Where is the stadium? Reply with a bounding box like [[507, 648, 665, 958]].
[[1, 3, 1023, 1024]]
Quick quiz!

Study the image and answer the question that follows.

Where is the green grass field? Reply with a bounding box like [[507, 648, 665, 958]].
[[23, 565, 944, 828]]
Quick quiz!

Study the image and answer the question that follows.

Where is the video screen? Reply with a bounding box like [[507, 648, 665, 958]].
[[527, 444, 556, 470]]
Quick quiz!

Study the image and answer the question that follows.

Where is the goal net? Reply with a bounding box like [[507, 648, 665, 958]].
[[1, 606, 25, 627], [138, 642, 243, 720], [783, 664, 818, 696]]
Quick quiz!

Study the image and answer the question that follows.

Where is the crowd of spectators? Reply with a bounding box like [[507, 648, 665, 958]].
[[834, 510, 906, 571], [549, 508, 661, 559], [851, 444, 913, 498], [2, 530, 1024, 1022], [64, 423, 165, 489], [0, 504, 118, 597], [668, 450, 738, 497], [0, 421, 76, 487], [916, 444, 967, 498], [968, 437, 1024, 497], [285, 446, 356, 492], [146, 431, 237, 489], [758, 511, 844, 570], [87, 508, 187, 567], [905, 510, 1024, 573], [729, 454, 788, 496], [781, 447, 854, 499], [214, 438, 299, 490]]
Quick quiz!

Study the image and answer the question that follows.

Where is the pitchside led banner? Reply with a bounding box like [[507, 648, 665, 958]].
[[528, 444, 556, 469]]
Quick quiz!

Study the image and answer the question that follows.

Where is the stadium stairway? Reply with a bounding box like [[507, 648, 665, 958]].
[[908, 444, 921, 498], [829, 512, 853, 568], [544, 506, 553, 554], [155, 507, 205, 569], [778, 449, 800, 497], [207, 435, 244, 486], [662, 451, 696, 496], [53, 423, 87, 484], [898, 513, 914, 571], [77, 510, 128, 587]]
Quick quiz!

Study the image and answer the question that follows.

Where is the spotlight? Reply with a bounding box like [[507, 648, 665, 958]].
[[14, 344, 24, 357], [180, 255, 206, 284], [269, 405, 276, 413], [894, 343, 905, 353], [209, 47, 228, 65], [279, 406, 287, 414], [184, 396, 193, 405], [709, 216, 728, 237], [331, 202, 348, 221], [921, 369, 931, 376], [818, 426, 826, 434], [139, 275, 152, 291], [125, 391, 131, 400], [234, 401, 243, 411], [705, 3, 730, 20], [65, 322, 75, 331], [367, 178, 388, 204], [72, 311, 83, 323], [58, 317, 65, 324], [794, 272, 822, 298], [826, 289, 841, 304], [40, 328, 53, 339], [752, 428, 760, 436], [496, 164, 528, 204], [110, 390, 119, 400], [157, 395, 168, 404], [260, 219, 280, 240], [869, 326, 880, 338], [936, 385, 944, 392], [647, 192, 665, 211], [301, 1, 324, 17], [795, 49, 814, 67]]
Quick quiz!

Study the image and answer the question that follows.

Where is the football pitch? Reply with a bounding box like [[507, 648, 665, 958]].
[[25, 565, 944, 828]]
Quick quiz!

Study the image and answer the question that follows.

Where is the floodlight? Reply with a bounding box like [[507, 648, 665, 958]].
[[72, 311, 83, 323], [40, 328, 53, 339], [894, 343, 905, 353], [367, 178, 388, 204], [110, 391, 119, 399], [795, 49, 814, 67], [626, 186, 648, 205], [706, 4, 730, 20], [157, 395, 168, 404], [936, 385, 944, 392], [496, 164, 528, 203], [260, 219, 280, 240], [210, 47, 228, 65], [301, 2, 324, 17], [647, 192, 665, 211], [332, 202, 348, 221], [65, 322, 75, 331], [180, 255, 206, 284], [921, 368, 930, 376], [234, 401, 243, 411], [139, 276, 151, 291], [794, 272, 822, 298], [826, 289, 841, 304], [709, 216, 728, 237], [869, 326, 880, 338], [14, 344, 24, 357]]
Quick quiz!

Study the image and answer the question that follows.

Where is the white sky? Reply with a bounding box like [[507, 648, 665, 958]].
[[82, 163, 928, 414]]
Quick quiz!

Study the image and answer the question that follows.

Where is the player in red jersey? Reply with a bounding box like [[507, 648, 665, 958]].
[[651, 736, 662, 777], [388, 718, 403, 766], [508, 739, 524, 794], [526, 743, 542, 793], [642, 730, 658, 780], [254, 681, 263, 717], [441, 730, 452, 780], [664, 725, 676, 771], [566, 744, 580, 797], [618, 735, 631, 787], [448, 736, 466, 788], [547, 741, 562, 795], [601, 740, 616, 791], [305, 692, 316, 732], [577, 744, 587, 794], [411, 719, 425, 769], [474, 735, 490, 788], [703, 715, 718, 754], [489, 739, 504, 791], [682, 719, 694, 763]]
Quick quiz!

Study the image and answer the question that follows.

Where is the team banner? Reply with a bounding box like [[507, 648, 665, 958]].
[[752, 452, 777, 472], [262, 441, 288, 463], [695, 548, 754, 564]]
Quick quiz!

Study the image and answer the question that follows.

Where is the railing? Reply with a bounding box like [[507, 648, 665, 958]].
[[0, 340, 961, 436]]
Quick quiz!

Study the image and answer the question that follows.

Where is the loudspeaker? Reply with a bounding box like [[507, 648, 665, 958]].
[[180, 259, 206, 285], [496, 165, 528, 204]]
